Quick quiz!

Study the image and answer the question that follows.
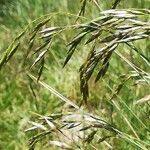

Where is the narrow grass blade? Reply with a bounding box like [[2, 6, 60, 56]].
[[0, 42, 20, 70], [28, 74, 80, 109]]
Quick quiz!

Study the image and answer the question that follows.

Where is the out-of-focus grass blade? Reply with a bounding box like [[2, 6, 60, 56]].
[[15, 30, 26, 41], [0, 42, 20, 70], [28, 74, 80, 110], [126, 43, 150, 66]]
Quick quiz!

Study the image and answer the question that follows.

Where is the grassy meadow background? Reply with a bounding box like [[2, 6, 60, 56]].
[[0, 0, 149, 149]]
